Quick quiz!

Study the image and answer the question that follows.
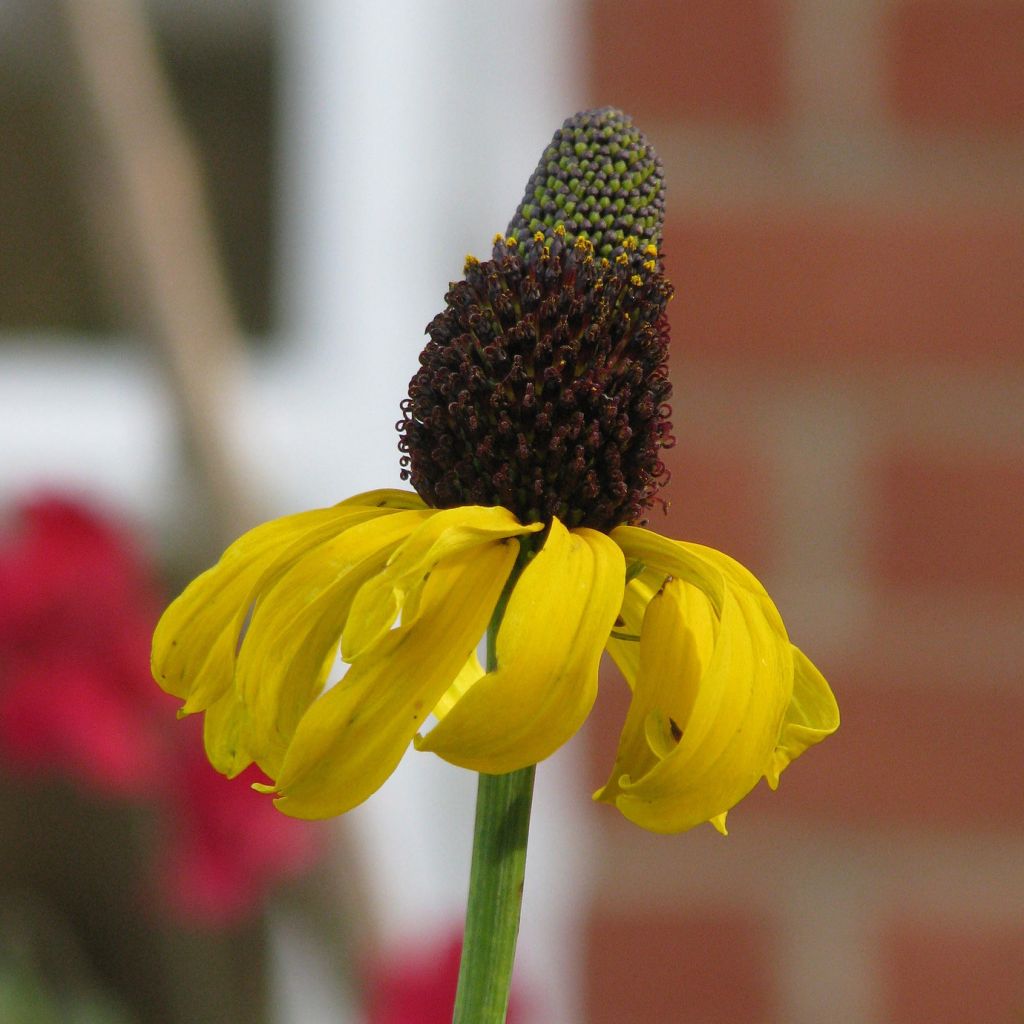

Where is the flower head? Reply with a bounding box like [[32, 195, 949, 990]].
[[152, 108, 838, 833]]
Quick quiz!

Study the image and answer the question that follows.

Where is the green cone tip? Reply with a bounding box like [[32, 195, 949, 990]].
[[505, 107, 665, 258]]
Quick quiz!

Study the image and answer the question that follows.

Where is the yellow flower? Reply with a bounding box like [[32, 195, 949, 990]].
[[152, 109, 838, 833]]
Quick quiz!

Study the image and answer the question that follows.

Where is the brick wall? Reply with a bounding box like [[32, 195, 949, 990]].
[[577, 2, 1024, 1021]]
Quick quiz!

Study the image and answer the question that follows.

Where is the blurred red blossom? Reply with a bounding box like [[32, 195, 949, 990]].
[[156, 745, 320, 926], [0, 497, 167, 796], [0, 494, 321, 926]]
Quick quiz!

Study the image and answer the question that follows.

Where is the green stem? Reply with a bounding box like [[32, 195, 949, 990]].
[[452, 540, 538, 1024]]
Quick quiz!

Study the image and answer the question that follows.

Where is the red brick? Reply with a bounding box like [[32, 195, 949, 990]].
[[882, 917, 1024, 1024], [584, 907, 776, 1024], [660, 446, 775, 575], [888, 2, 1024, 129], [870, 452, 1024, 591], [664, 212, 1024, 365], [751, 671, 1024, 831], [588, 0, 786, 124]]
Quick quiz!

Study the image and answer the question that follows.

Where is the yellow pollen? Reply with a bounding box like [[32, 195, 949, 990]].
[[493, 232, 505, 245], [506, 236, 518, 247], [644, 244, 658, 256], [533, 230, 545, 244], [464, 254, 480, 272], [630, 274, 643, 287], [615, 252, 629, 265], [554, 223, 566, 237], [623, 236, 638, 250], [600, 257, 611, 269], [643, 259, 657, 272]]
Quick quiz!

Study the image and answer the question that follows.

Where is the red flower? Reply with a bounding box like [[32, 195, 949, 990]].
[[0, 493, 322, 927], [155, 737, 321, 926], [0, 496, 167, 796]]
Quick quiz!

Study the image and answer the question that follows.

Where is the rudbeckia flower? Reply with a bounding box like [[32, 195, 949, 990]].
[[152, 108, 838, 834]]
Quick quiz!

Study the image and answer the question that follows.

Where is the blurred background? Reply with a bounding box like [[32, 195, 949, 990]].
[[0, 1, 1021, 1022]]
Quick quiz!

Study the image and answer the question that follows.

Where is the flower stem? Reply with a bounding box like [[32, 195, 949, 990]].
[[452, 765, 535, 1022], [452, 540, 538, 1023]]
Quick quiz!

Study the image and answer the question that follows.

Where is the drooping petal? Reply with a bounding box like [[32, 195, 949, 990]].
[[615, 528, 788, 641], [202, 684, 253, 778], [596, 572, 793, 833], [342, 506, 543, 661], [607, 523, 731, 698], [263, 539, 519, 819], [152, 504, 394, 711], [234, 510, 431, 772], [432, 651, 485, 721], [766, 646, 839, 788], [596, 576, 716, 797], [417, 521, 624, 773], [684, 541, 787, 638], [611, 525, 727, 614], [605, 569, 661, 689]]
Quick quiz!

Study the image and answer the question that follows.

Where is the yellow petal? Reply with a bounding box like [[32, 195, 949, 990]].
[[342, 506, 542, 661], [605, 569, 661, 689], [266, 538, 519, 818], [611, 525, 727, 614], [595, 576, 716, 803], [596, 572, 794, 834], [234, 510, 431, 771], [685, 541, 787, 638], [202, 685, 253, 778], [765, 646, 840, 788], [152, 505, 391, 711], [432, 651, 485, 721], [416, 522, 625, 773]]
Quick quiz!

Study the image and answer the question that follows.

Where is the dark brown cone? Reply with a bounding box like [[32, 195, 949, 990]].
[[397, 230, 674, 531]]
